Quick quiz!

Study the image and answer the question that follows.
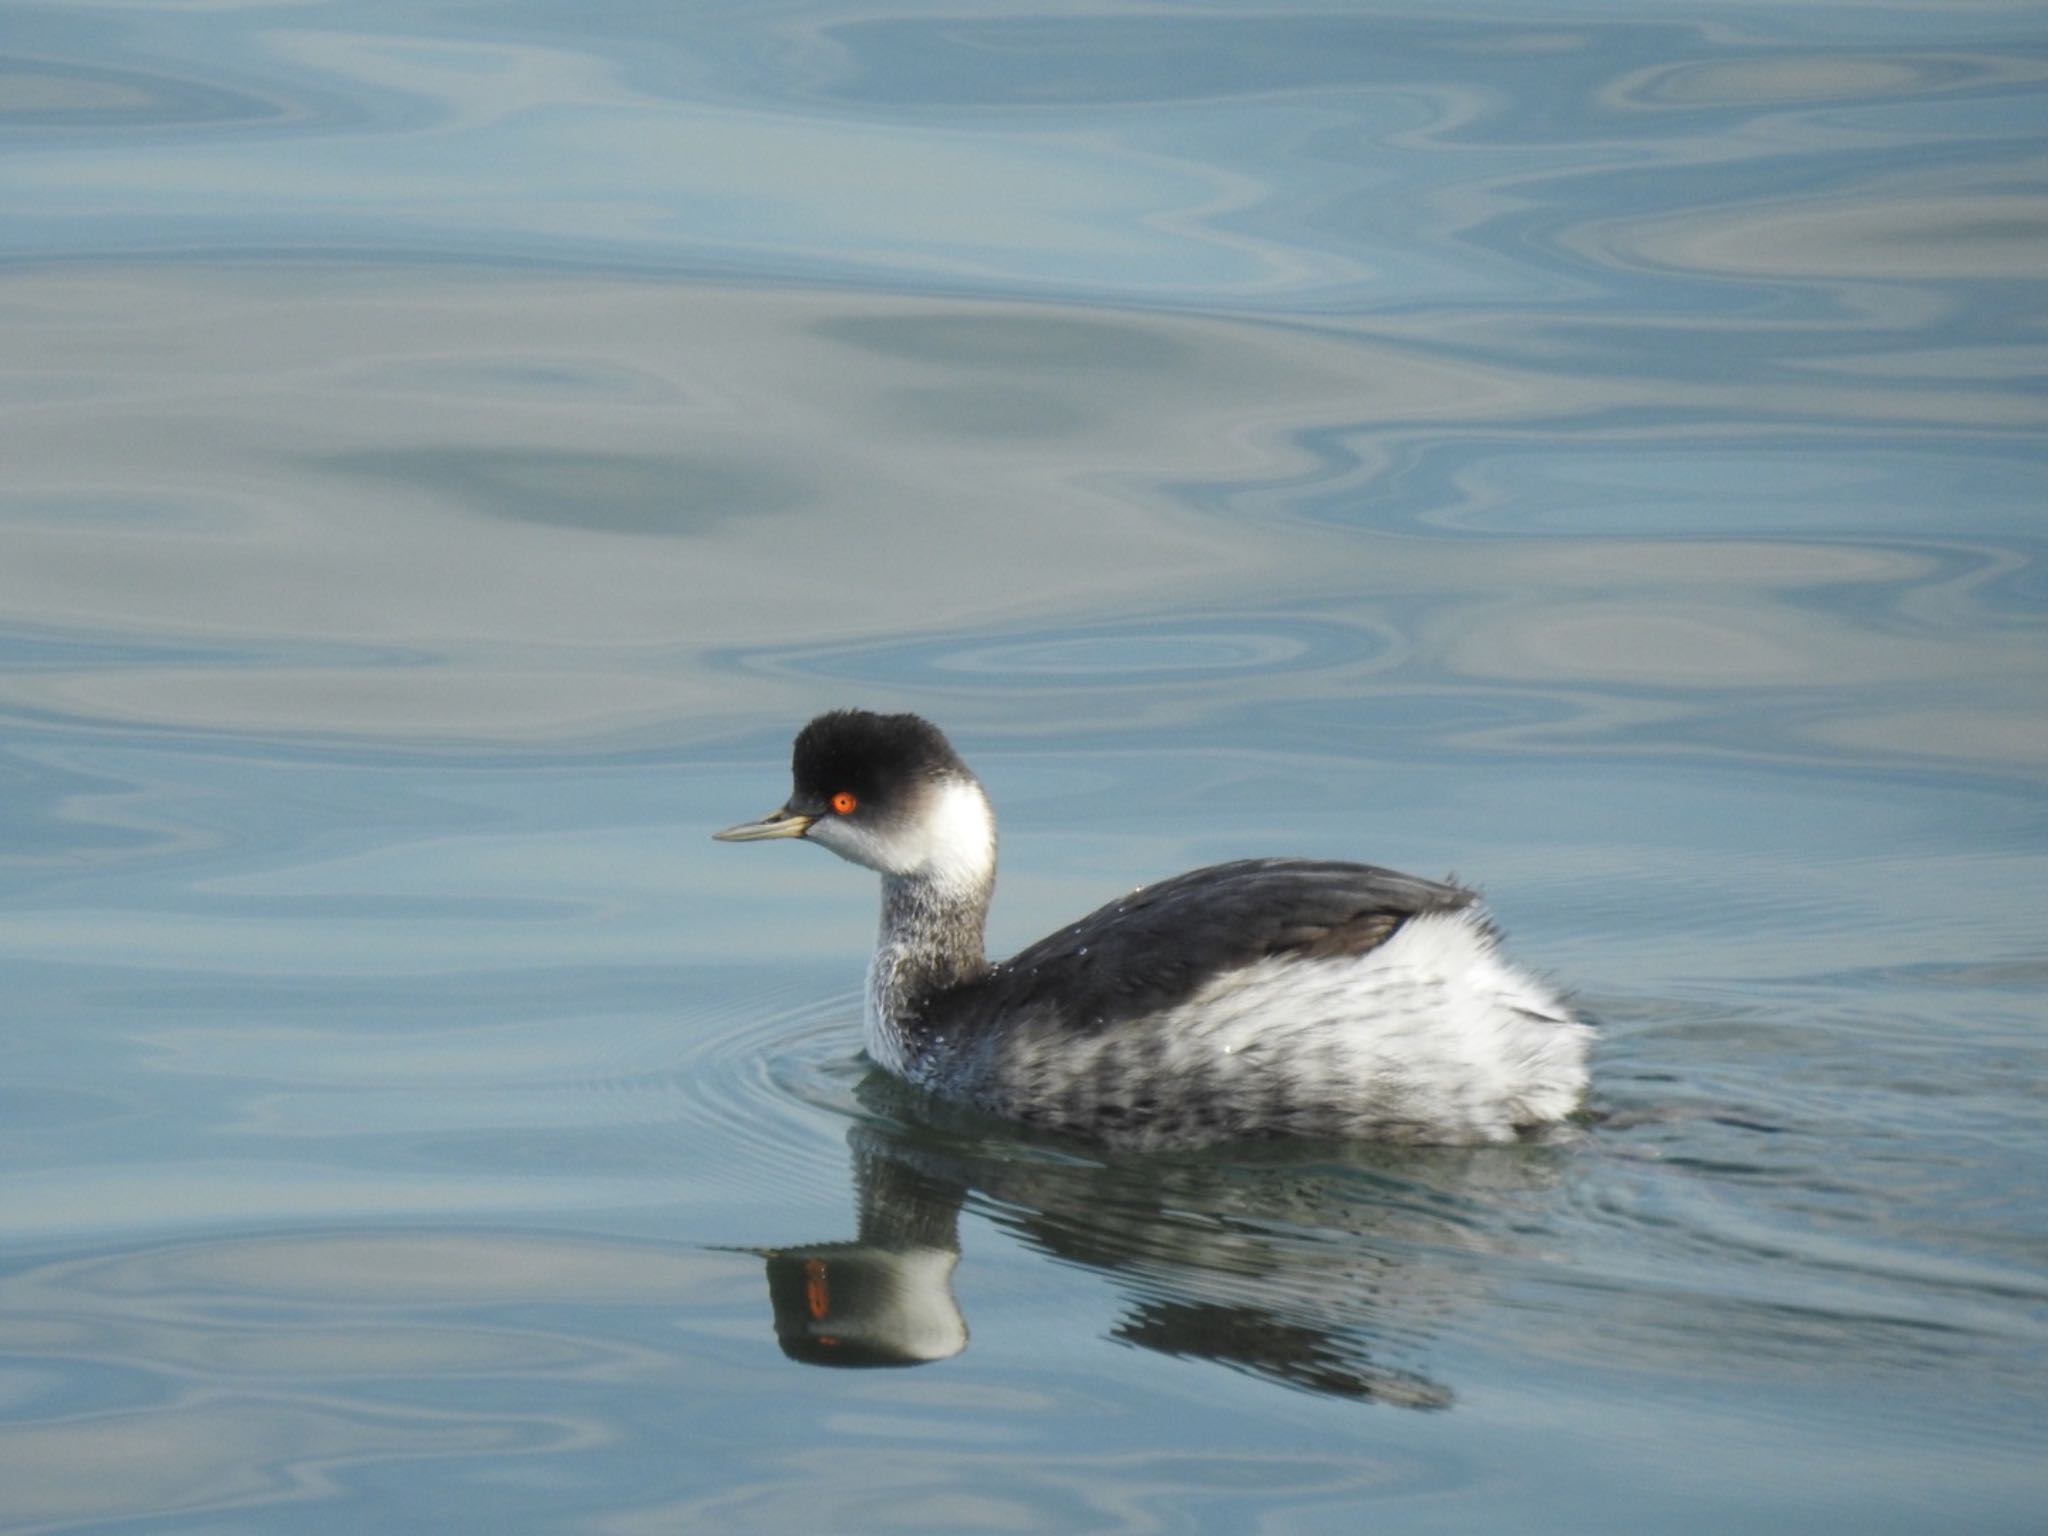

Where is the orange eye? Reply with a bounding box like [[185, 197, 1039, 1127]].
[[830, 791, 858, 815]]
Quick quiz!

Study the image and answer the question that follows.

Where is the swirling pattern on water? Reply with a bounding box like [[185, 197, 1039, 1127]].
[[3, 0, 2046, 1530], [726, 613, 1392, 695]]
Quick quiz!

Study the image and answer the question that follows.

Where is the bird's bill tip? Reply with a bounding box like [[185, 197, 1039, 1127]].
[[712, 808, 813, 843]]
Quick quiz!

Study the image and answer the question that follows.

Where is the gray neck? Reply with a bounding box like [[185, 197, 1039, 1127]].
[[864, 871, 991, 1079]]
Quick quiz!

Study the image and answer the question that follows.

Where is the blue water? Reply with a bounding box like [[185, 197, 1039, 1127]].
[[3, 0, 2046, 1530]]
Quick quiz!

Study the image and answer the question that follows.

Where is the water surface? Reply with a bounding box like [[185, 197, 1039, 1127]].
[[2, 1, 2045, 1531]]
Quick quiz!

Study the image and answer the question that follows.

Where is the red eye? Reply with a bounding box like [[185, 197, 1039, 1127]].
[[830, 791, 857, 815]]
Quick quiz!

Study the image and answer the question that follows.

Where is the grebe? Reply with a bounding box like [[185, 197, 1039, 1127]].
[[716, 710, 1590, 1150]]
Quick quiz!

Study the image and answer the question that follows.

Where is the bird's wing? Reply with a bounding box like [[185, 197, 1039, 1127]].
[[945, 858, 1478, 1036]]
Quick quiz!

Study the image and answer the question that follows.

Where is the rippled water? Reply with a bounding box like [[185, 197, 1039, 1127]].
[[3, 1, 2045, 1530]]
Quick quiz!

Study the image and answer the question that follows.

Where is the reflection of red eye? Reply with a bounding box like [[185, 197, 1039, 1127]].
[[830, 791, 857, 815], [804, 1257, 831, 1319]]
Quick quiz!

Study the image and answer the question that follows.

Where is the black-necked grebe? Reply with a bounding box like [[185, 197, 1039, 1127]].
[[716, 710, 1590, 1150]]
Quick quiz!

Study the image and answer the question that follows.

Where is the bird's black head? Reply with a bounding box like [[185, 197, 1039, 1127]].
[[788, 710, 971, 819], [715, 711, 994, 885]]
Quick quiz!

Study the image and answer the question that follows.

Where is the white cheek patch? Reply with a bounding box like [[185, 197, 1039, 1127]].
[[916, 778, 996, 892], [809, 777, 995, 887], [808, 814, 895, 873]]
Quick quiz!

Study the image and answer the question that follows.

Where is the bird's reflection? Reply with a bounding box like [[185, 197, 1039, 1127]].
[[761, 1130, 970, 1369], [755, 1074, 1571, 1405]]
